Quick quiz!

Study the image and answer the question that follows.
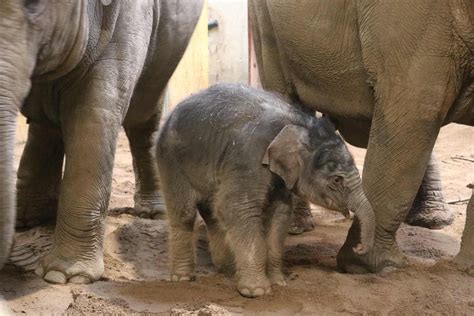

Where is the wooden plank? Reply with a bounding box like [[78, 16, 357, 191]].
[[208, 0, 248, 85], [166, 0, 209, 113], [16, 116, 28, 144], [248, 12, 261, 88]]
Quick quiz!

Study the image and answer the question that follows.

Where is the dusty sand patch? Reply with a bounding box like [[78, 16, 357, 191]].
[[1, 124, 473, 315]]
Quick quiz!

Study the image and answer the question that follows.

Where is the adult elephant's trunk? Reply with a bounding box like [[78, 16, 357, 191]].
[[0, 1, 46, 270], [0, 97, 18, 269], [0, 51, 31, 270], [347, 179, 375, 255]]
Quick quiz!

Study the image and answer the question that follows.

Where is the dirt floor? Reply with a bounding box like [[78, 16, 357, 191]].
[[0, 123, 473, 315]]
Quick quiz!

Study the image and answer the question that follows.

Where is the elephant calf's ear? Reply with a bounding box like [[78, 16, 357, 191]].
[[262, 125, 310, 190]]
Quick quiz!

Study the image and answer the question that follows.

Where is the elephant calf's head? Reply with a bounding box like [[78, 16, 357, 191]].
[[262, 117, 375, 254]]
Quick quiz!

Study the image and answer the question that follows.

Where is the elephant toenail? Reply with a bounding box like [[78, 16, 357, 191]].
[[44, 270, 67, 284], [239, 288, 251, 297], [35, 266, 44, 277]]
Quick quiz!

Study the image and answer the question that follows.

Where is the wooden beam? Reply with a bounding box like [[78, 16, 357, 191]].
[[166, 0, 209, 113]]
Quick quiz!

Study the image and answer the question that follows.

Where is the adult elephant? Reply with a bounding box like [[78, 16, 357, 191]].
[[249, 0, 473, 273], [0, 0, 203, 284]]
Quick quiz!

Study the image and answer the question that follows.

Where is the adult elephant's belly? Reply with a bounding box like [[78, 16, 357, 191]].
[[290, 70, 375, 120], [269, 0, 375, 119]]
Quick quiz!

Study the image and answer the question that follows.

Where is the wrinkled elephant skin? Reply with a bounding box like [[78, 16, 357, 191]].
[[0, 0, 203, 284], [249, 0, 473, 273]]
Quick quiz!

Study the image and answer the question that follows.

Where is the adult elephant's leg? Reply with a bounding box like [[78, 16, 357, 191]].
[[336, 1, 464, 273], [35, 104, 121, 284], [405, 153, 454, 229], [337, 66, 457, 272], [453, 185, 473, 275], [16, 123, 64, 228], [124, 106, 165, 219], [337, 118, 453, 230], [337, 105, 446, 273]]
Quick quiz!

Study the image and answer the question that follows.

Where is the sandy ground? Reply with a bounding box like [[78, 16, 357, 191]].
[[0, 123, 473, 315]]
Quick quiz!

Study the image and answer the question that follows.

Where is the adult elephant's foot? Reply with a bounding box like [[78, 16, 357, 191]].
[[337, 242, 408, 273], [16, 198, 58, 228], [35, 251, 104, 284], [118, 193, 166, 219], [405, 194, 454, 230], [337, 222, 408, 273], [405, 156, 454, 230], [133, 194, 166, 219], [288, 198, 315, 235]]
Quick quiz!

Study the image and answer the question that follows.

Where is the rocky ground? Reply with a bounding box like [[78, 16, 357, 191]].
[[0, 123, 473, 315]]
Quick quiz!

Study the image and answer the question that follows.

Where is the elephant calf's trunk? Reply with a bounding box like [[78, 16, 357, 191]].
[[348, 186, 375, 255]]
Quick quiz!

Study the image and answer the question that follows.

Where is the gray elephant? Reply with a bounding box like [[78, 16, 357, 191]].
[[0, 0, 203, 284], [249, 0, 473, 273], [157, 84, 375, 297]]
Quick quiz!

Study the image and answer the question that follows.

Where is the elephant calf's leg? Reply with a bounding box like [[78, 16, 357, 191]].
[[216, 190, 271, 298], [198, 204, 234, 274], [405, 153, 454, 229], [288, 196, 315, 235], [16, 123, 64, 228], [124, 113, 165, 219], [164, 180, 198, 281], [265, 200, 291, 286]]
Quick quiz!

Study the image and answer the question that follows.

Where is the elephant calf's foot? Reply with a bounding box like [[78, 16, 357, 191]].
[[237, 274, 272, 298], [170, 273, 195, 282], [405, 199, 454, 230], [452, 254, 474, 276], [337, 243, 408, 274], [35, 252, 104, 284], [16, 198, 58, 228], [170, 262, 195, 282]]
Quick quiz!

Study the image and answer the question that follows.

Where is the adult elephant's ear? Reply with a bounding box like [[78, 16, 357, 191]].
[[262, 125, 310, 190], [101, 0, 113, 5]]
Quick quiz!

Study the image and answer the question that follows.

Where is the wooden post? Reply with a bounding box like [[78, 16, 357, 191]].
[[16, 116, 28, 144], [248, 12, 261, 88], [208, 0, 249, 85], [166, 0, 209, 113]]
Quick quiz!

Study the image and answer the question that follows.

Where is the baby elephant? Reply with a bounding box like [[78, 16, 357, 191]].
[[157, 84, 375, 297]]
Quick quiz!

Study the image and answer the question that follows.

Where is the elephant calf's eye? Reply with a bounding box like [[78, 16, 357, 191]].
[[329, 175, 344, 190]]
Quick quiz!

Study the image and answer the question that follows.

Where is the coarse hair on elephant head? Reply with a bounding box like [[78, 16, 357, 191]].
[[262, 117, 375, 254]]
